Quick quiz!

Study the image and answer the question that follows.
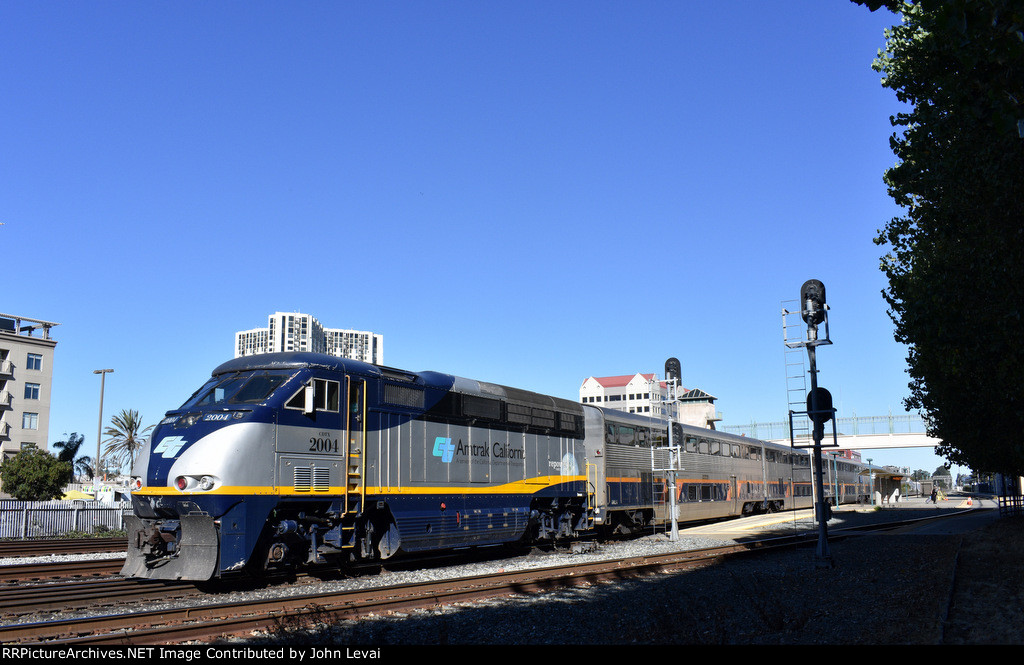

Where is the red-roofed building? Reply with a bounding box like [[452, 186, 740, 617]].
[[580, 372, 721, 429]]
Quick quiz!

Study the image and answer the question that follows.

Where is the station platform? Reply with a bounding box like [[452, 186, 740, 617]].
[[834, 493, 992, 512], [676, 494, 997, 538]]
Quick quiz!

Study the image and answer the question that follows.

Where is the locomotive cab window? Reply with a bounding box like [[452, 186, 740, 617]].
[[179, 370, 296, 408], [286, 378, 341, 412], [231, 371, 295, 404], [182, 374, 248, 408]]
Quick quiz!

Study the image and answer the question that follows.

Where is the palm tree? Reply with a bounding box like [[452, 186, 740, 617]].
[[52, 432, 94, 481], [103, 409, 154, 473]]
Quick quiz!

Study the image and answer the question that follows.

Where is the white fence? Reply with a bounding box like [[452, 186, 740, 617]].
[[0, 500, 133, 539]]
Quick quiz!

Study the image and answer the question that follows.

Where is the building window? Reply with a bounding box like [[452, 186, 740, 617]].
[[24, 383, 40, 399], [22, 412, 38, 429], [26, 353, 42, 370]]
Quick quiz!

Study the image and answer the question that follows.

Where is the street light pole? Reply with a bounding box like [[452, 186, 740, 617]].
[[94, 369, 113, 490]]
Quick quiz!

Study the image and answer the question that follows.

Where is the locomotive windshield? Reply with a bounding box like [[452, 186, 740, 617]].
[[179, 370, 297, 409]]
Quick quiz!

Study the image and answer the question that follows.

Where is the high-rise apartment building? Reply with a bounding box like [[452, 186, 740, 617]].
[[235, 312, 383, 365], [0, 314, 59, 462]]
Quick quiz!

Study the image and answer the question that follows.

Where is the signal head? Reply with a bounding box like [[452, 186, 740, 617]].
[[800, 279, 827, 326]]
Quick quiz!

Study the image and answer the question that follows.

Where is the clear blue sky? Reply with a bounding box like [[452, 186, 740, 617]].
[[1, 2, 964, 477]]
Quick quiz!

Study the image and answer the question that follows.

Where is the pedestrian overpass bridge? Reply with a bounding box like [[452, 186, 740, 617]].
[[723, 414, 938, 452]]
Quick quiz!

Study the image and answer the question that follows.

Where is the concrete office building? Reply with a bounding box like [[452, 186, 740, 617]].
[[235, 312, 383, 365], [0, 314, 59, 462]]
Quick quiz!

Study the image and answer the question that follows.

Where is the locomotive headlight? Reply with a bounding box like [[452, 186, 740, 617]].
[[130, 477, 143, 491], [174, 474, 220, 492], [176, 412, 201, 428]]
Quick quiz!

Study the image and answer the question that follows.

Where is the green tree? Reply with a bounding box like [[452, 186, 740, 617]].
[[0, 447, 71, 501], [857, 0, 1024, 476], [51, 432, 93, 481], [103, 409, 154, 473]]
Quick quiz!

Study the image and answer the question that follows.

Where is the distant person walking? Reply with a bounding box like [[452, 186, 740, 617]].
[[929, 487, 938, 503]]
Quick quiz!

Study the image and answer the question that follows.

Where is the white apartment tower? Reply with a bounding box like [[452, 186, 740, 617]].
[[235, 312, 383, 365], [0, 314, 59, 464]]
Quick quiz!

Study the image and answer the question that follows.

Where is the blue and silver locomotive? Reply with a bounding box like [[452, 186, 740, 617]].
[[122, 352, 869, 582], [123, 353, 595, 581]]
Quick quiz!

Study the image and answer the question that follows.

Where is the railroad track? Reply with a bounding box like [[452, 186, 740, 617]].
[[0, 535, 820, 644], [0, 536, 127, 583], [0, 537, 126, 558], [0, 557, 125, 583], [0, 577, 196, 616], [0, 507, 987, 644]]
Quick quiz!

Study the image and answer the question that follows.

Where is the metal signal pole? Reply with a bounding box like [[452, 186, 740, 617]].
[[799, 280, 835, 567]]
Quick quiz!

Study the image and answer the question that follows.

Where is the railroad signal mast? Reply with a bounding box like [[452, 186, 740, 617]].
[[655, 357, 684, 542], [785, 280, 838, 567]]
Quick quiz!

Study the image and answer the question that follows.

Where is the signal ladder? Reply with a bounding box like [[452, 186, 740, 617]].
[[649, 380, 681, 536], [782, 300, 813, 448], [649, 445, 681, 538]]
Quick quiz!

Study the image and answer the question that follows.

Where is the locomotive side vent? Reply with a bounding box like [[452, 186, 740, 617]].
[[293, 465, 331, 492], [312, 467, 330, 492], [384, 383, 425, 408], [294, 467, 312, 492]]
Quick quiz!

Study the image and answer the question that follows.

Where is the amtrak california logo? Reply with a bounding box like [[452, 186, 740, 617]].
[[153, 436, 188, 458], [432, 436, 455, 463], [432, 436, 525, 463]]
